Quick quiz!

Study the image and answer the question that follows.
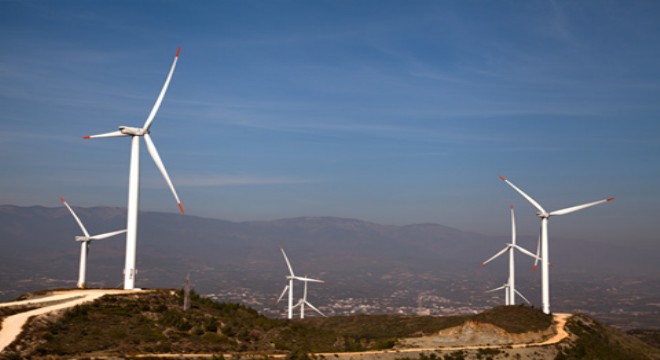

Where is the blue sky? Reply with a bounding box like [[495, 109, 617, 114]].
[[1, 1, 659, 248]]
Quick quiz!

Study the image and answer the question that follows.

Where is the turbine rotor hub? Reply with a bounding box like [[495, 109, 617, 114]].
[[536, 211, 550, 218], [118, 126, 148, 136]]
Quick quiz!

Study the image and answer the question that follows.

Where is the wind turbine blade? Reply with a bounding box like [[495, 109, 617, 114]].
[[83, 131, 128, 139], [534, 233, 541, 272], [481, 246, 510, 267], [89, 229, 127, 241], [60, 197, 90, 238], [293, 276, 324, 283], [486, 284, 507, 293], [143, 48, 180, 131], [514, 289, 532, 305], [280, 248, 295, 277], [291, 299, 303, 309], [305, 301, 326, 317], [549, 198, 614, 216], [513, 244, 540, 261], [276, 285, 289, 304], [499, 176, 546, 214], [144, 133, 184, 213]]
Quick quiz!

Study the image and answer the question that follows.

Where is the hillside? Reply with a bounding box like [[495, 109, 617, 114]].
[[2, 289, 658, 359]]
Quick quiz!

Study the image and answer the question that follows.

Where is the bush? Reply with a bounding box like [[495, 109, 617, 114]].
[[286, 347, 311, 360]]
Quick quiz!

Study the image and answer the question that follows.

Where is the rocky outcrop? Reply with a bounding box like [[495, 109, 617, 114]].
[[397, 319, 554, 348]]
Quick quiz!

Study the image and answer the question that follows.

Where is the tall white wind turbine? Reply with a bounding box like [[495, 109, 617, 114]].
[[60, 197, 127, 289], [292, 276, 326, 319], [276, 247, 324, 319], [481, 204, 539, 305], [499, 176, 614, 314], [84, 48, 184, 290]]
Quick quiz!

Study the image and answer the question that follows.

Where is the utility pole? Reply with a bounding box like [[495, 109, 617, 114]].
[[183, 273, 191, 312]]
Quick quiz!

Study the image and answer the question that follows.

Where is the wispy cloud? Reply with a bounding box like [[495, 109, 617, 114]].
[[171, 175, 318, 187]]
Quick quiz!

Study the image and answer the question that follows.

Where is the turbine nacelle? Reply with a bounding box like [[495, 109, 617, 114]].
[[536, 211, 550, 218], [119, 126, 148, 136], [75, 236, 91, 242]]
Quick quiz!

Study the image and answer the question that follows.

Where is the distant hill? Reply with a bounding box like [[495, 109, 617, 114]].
[[0, 204, 655, 286], [2, 289, 658, 359], [1, 204, 659, 330]]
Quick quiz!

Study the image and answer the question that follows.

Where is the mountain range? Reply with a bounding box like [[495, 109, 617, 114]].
[[1, 203, 659, 330], [1, 204, 656, 294]]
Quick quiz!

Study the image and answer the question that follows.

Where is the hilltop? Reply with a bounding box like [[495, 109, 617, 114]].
[[1, 289, 658, 359]]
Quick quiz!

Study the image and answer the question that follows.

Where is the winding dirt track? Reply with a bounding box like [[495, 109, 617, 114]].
[[0, 290, 572, 358]]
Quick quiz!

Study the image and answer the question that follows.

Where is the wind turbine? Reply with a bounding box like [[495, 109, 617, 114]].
[[481, 204, 539, 305], [84, 48, 184, 290], [292, 276, 326, 319], [60, 197, 127, 289], [276, 247, 324, 319], [486, 282, 531, 306], [499, 176, 614, 314]]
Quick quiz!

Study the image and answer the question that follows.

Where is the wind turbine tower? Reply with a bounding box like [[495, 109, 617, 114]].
[[183, 273, 191, 312], [499, 176, 613, 314], [84, 48, 184, 290]]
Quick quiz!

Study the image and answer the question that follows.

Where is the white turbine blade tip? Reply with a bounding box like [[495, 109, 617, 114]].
[[306, 302, 326, 317], [90, 229, 128, 240], [550, 197, 614, 216], [142, 48, 180, 131], [83, 130, 127, 139], [276, 285, 289, 304], [482, 246, 509, 266], [61, 196, 90, 237], [144, 134, 183, 208], [280, 248, 295, 276]]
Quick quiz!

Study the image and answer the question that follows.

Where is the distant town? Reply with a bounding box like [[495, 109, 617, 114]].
[[203, 271, 659, 330]]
